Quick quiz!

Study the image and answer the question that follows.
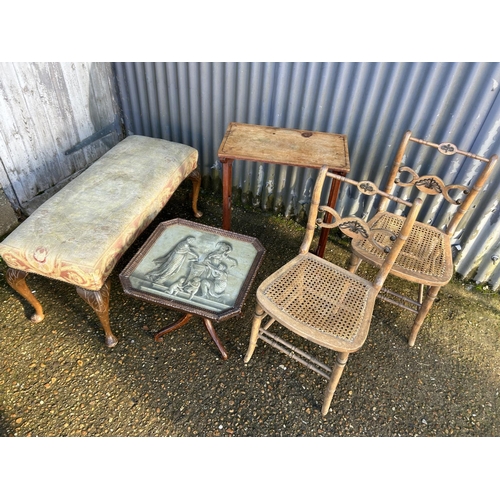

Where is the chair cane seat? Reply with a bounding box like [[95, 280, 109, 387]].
[[257, 252, 377, 353], [351, 211, 453, 286]]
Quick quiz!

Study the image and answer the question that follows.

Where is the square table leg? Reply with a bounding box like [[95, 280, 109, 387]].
[[314, 172, 345, 258], [221, 158, 233, 231]]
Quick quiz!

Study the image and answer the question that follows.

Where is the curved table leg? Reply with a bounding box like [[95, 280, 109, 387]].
[[154, 313, 228, 360], [203, 318, 228, 360], [154, 313, 194, 341]]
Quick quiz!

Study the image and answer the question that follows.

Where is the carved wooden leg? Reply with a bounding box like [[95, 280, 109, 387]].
[[244, 303, 266, 363], [153, 313, 227, 358], [5, 268, 45, 323], [408, 285, 441, 347], [322, 351, 349, 416], [188, 169, 203, 218], [76, 280, 118, 348], [203, 318, 228, 360], [154, 313, 193, 342]]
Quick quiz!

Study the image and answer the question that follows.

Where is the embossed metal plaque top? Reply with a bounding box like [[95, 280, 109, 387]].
[[119, 219, 265, 321]]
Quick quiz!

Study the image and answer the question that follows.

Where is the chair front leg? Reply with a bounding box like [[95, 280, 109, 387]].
[[244, 303, 266, 363], [408, 285, 441, 347], [76, 279, 118, 347], [6, 267, 45, 323], [347, 253, 362, 274], [322, 351, 349, 416], [418, 283, 426, 304]]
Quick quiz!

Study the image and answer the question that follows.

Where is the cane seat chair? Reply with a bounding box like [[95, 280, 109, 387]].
[[349, 130, 498, 347], [244, 166, 423, 416]]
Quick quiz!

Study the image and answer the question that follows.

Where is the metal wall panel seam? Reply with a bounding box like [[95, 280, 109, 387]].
[[144, 62, 161, 139], [113, 62, 133, 135], [123, 63, 143, 135], [153, 62, 169, 139]]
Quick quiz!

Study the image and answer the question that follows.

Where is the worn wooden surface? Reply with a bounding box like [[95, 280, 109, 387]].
[[0, 62, 123, 214], [218, 122, 350, 171]]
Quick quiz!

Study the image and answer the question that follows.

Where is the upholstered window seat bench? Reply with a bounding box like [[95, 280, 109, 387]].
[[0, 135, 202, 347]]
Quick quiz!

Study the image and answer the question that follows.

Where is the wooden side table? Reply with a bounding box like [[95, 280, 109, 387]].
[[119, 219, 265, 360], [217, 122, 350, 258]]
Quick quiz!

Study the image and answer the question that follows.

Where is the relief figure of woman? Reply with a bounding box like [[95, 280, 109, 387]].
[[147, 236, 199, 283]]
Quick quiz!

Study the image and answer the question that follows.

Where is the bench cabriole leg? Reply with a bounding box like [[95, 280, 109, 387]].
[[188, 168, 203, 218], [5, 267, 45, 323], [76, 279, 118, 348]]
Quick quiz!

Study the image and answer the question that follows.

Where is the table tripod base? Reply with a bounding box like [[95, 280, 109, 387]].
[[154, 313, 228, 360]]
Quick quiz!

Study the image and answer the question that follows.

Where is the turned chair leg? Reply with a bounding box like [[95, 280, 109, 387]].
[[244, 303, 266, 363], [418, 283, 426, 304], [5, 267, 45, 323], [408, 285, 441, 347], [188, 169, 203, 218], [76, 279, 118, 348], [347, 253, 362, 274], [322, 351, 349, 416]]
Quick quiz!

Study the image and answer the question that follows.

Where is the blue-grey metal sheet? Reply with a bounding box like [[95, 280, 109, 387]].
[[113, 62, 500, 289]]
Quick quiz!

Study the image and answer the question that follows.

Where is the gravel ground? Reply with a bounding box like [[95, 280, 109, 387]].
[[1, 184, 500, 439]]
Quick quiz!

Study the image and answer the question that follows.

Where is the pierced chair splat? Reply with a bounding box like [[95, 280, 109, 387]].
[[348, 130, 498, 347], [244, 165, 423, 416]]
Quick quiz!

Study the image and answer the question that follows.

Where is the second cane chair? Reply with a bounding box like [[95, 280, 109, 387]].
[[244, 165, 423, 416], [348, 130, 498, 347]]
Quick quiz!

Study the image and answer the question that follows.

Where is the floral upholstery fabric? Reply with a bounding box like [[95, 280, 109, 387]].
[[0, 135, 198, 290]]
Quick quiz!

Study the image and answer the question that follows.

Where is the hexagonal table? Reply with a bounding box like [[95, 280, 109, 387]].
[[119, 218, 265, 359]]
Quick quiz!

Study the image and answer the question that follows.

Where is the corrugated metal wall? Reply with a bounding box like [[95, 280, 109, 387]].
[[0, 62, 123, 214], [113, 62, 500, 289]]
